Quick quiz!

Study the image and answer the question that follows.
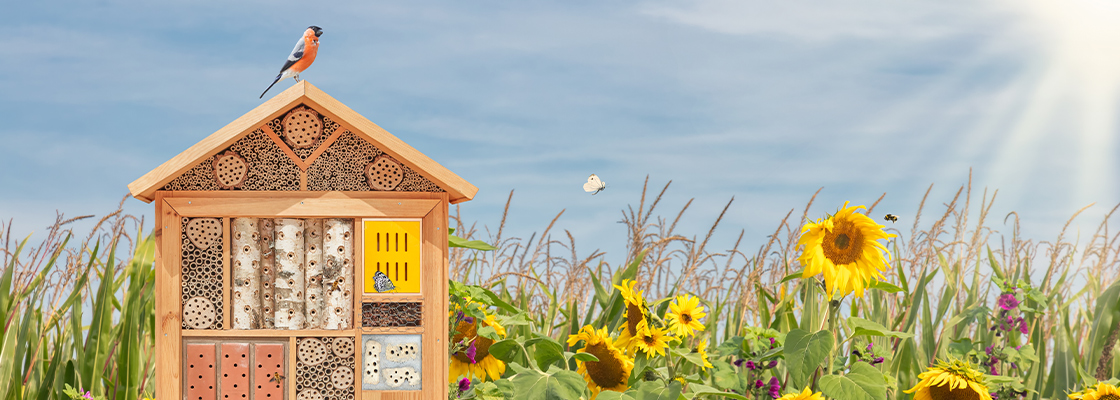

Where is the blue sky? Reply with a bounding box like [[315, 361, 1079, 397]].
[[3, 1, 1118, 262]]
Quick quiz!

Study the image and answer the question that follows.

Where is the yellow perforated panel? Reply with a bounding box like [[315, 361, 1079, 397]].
[[363, 220, 421, 294]]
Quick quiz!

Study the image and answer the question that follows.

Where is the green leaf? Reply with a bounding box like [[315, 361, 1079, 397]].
[[529, 337, 566, 371], [449, 233, 498, 251], [711, 360, 741, 391], [784, 329, 834, 390], [818, 362, 887, 400], [510, 365, 587, 400], [780, 269, 806, 284], [847, 317, 914, 339], [685, 382, 749, 399], [595, 391, 636, 400], [572, 352, 600, 363], [489, 339, 526, 365], [867, 280, 903, 293], [634, 380, 683, 400]]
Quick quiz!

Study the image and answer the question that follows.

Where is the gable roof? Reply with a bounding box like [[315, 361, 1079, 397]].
[[128, 81, 477, 204]]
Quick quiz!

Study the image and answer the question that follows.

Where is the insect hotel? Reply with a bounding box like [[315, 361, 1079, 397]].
[[128, 81, 477, 400]]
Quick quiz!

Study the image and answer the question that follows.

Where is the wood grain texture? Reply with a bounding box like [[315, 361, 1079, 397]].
[[129, 81, 477, 204], [156, 196, 183, 400], [421, 194, 449, 399], [361, 391, 422, 400], [301, 83, 477, 204], [261, 122, 308, 170], [128, 83, 308, 203], [166, 196, 439, 218], [180, 329, 357, 337], [222, 217, 231, 330]]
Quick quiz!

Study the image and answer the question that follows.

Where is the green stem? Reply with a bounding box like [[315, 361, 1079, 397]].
[[826, 299, 841, 376]]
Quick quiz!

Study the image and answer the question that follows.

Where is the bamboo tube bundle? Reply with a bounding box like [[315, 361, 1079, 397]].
[[274, 218, 307, 329], [323, 218, 354, 329], [231, 218, 261, 329], [259, 218, 276, 329], [304, 218, 325, 328]]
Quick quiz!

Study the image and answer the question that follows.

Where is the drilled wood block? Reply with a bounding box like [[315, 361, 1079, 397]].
[[186, 218, 222, 250], [364, 155, 403, 191], [221, 343, 250, 400], [186, 343, 218, 400], [213, 151, 249, 190], [283, 106, 323, 149]]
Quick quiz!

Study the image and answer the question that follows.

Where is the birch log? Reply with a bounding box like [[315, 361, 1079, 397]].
[[231, 218, 261, 329], [274, 218, 306, 330], [304, 219, 325, 329], [259, 218, 276, 329], [323, 218, 354, 329]]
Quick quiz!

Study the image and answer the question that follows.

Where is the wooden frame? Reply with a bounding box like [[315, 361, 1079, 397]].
[[155, 191, 449, 400]]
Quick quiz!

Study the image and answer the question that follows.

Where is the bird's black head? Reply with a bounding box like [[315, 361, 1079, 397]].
[[308, 26, 323, 37]]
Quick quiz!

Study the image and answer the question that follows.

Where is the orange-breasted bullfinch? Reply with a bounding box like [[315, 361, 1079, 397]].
[[260, 26, 323, 98]]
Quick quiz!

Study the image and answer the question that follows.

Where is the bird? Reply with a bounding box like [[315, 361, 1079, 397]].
[[260, 26, 323, 98]]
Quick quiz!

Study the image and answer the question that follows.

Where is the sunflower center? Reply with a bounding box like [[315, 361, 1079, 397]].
[[822, 220, 863, 265], [642, 334, 656, 346], [928, 381, 984, 400], [682, 313, 693, 323], [626, 303, 644, 336], [584, 342, 627, 388], [1101, 395, 1120, 400], [451, 320, 494, 363]]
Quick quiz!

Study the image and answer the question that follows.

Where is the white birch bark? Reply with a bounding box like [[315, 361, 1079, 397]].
[[274, 218, 306, 330], [304, 219, 325, 329], [323, 218, 354, 329], [259, 218, 276, 329], [231, 218, 261, 329]]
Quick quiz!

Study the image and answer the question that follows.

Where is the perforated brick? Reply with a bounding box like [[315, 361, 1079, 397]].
[[221, 343, 250, 400], [254, 343, 286, 400], [186, 343, 218, 400]]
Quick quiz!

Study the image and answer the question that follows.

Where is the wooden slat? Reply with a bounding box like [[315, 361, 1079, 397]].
[[156, 195, 183, 400], [421, 194, 449, 399], [289, 337, 297, 399], [302, 83, 477, 204], [221, 217, 231, 330], [181, 329, 357, 337], [362, 391, 422, 400], [165, 197, 439, 218], [260, 123, 309, 170], [128, 83, 308, 203], [162, 191, 446, 200]]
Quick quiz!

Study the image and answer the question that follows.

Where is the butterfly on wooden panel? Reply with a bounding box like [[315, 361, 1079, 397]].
[[372, 271, 396, 293]]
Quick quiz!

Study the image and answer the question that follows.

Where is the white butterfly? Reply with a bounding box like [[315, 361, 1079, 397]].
[[583, 174, 606, 195]]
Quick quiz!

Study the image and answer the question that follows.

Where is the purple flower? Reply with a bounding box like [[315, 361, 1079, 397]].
[[464, 316, 475, 324], [768, 360, 778, 368], [990, 365, 998, 375], [866, 342, 874, 353], [998, 293, 1020, 310], [755, 379, 764, 389], [1018, 318, 1029, 334], [82, 391, 93, 400], [871, 357, 884, 365], [734, 358, 745, 367], [746, 360, 756, 370], [852, 350, 862, 358], [458, 378, 471, 392], [768, 377, 782, 399], [466, 342, 478, 364], [985, 345, 994, 356], [769, 337, 776, 347]]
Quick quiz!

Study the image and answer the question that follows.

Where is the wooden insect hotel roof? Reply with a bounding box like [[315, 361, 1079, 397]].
[[127, 81, 477, 204]]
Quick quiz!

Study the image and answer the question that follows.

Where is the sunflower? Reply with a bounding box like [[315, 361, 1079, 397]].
[[777, 388, 826, 400], [449, 312, 507, 382], [633, 320, 670, 357], [613, 279, 648, 352], [904, 359, 989, 400], [568, 325, 635, 399], [665, 295, 707, 337], [1069, 382, 1120, 400], [797, 201, 895, 299], [695, 339, 713, 370]]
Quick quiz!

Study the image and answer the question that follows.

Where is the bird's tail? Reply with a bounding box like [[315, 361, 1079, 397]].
[[260, 74, 283, 98]]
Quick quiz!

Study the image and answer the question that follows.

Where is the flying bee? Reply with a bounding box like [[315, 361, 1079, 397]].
[[884, 214, 899, 223], [270, 371, 285, 383]]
